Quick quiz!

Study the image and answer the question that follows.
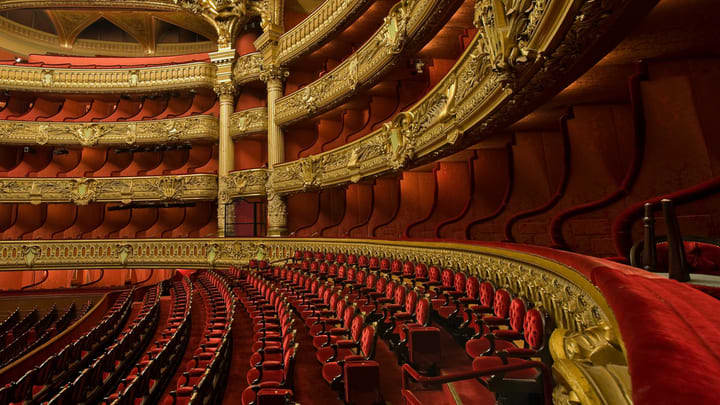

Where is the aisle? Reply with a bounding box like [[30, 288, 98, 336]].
[[160, 289, 205, 400]]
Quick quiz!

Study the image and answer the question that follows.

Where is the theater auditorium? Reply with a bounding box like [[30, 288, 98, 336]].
[[0, 0, 718, 403]]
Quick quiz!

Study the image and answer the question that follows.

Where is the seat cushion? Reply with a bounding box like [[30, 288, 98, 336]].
[[465, 337, 516, 358]]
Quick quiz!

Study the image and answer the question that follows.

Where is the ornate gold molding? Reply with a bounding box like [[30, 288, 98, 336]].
[[0, 15, 214, 58], [0, 0, 181, 11], [230, 107, 268, 139], [174, 0, 266, 49], [0, 62, 215, 93], [269, 0, 642, 195], [274, 0, 458, 126], [0, 174, 217, 205], [232, 52, 263, 85], [0, 116, 218, 147], [275, 0, 373, 64], [224, 168, 268, 199]]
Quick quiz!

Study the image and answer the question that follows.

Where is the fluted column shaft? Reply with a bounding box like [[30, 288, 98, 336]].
[[266, 77, 285, 169], [210, 48, 236, 238], [261, 67, 289, 237]]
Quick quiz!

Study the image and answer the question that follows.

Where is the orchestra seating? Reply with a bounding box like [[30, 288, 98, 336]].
[[0, 243, 718, 405]]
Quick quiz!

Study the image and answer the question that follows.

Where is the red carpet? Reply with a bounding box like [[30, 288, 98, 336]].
[[221, 305, 254, 404]]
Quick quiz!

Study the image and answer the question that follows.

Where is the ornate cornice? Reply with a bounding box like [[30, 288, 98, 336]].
[[223, 168, 268, 200], [274, 0, 459, 126], [230, 107, 267, 139], [275, 0, 374, 65], [232, 52, 263, 85], [0, 116, 218, 147], [270, 0, 643, 195], [0, 174, 217, 205], [0, 62, 215, 93]]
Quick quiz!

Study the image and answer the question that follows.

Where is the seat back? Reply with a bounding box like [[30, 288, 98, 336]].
[[391, 259, 402, 274], [441, 268, 454, 288], [509, 298, 527, 333], [479, 281, 495, 308], [466, 276, 480, 300], [358, 255, 369, 269], [359, 324, 377, 359], [428, 266, 441, 283], [344, 361, 381, 405], [404, 290, 418, 314], [523, 308, 547, 350], [414, 263, 428, 279], [493, 289, 512, 319], [415, 298, 431, 326], [402, 261, 414, 277], [454, 272, 467, 294]]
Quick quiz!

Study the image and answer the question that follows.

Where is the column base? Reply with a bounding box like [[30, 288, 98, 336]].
[[266, 226, 287, 237]]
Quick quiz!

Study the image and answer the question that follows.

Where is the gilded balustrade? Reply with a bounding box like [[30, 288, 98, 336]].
[[273, 0, 461, 126], [0, 62, 216, 93], [230, 107, 268, 139], [275, 0, 374, 64], [268, 0, 644, 196], [0, 174, 218, 205], [0, 116, 218, 147], [0, 237, 630, 403]]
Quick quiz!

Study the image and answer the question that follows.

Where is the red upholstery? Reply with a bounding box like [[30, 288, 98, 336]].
[[593, 267, 720, 405]]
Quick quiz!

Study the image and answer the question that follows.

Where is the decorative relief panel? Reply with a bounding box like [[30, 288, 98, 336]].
[[0, 115, 218, 146], [223, 169, 268, 199], [229, 107, 267, 139], [270, 0, 631, 195], [275, 0, 373, 64], [274, 0, 455, 126], [0, 174, 217, 205], [0, 62, 215, 93], [232, 52, 263, 85]]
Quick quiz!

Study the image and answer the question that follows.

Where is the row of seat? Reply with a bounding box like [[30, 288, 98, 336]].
[[0, 303, 73, 368], [234, 269, 300, 405], [261, 249, 555, 404], [165, 271, 235, 405], [0, 290, 135, 404], [46, 286, 162, 404], [0, 308, 39, 348], [0, 308, 21, 339], [105, 276, 193, 404]]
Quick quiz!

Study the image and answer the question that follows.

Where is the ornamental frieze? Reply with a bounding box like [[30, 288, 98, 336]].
[[224, 169, 268, 199], [232, 52, 263, 85], [270, 0, 625, 195], [0, 62, 215, 93], [274, 0, 459, 126], [0, 174, 217, 205], [229, 107, 267, 139], [0, 116, 218, 147]]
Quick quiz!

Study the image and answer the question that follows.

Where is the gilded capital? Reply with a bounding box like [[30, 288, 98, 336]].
[[213, 81, 238, 98], [259, 65, 289, 84]]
